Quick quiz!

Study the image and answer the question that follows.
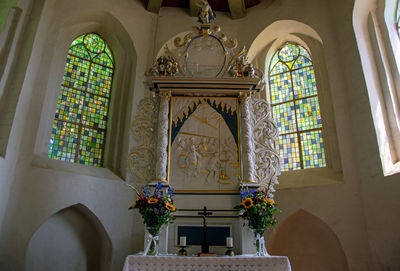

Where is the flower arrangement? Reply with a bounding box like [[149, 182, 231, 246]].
[[235, 187, 280, 234], [235, 187, 279, 256], [129, 182, 176, 237]]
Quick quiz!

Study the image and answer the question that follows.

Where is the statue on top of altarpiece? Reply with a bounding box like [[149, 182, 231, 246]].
[[197, 0, 216, 24]]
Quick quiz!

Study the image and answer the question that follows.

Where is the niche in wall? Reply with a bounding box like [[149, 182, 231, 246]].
[[269, 209, 348, 271], [26, 204, 111, 271]]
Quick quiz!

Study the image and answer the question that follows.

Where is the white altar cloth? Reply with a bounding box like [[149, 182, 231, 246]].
[[122, 255, 292, 271]]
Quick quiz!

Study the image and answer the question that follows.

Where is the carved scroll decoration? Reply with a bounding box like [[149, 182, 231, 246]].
[[153, 8, 240, 78], [249, 97, 281, 199], [155, 93, 171, 183], [128, 98, 158, 185]]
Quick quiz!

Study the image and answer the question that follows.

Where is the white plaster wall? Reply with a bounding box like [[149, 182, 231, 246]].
[[0, 0, 155, 270], [349, 0, 400, 269]]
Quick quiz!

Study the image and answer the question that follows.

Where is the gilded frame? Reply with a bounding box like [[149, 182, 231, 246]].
[[167, 96, 241, 193]]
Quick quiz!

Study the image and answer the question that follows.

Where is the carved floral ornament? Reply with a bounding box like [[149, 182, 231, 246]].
[[131, 1, 281, 197], [128, 98, 158, 186], [128, 96, 281, 197], [146, 2, 262, 80], [250, 98, 281, 199]]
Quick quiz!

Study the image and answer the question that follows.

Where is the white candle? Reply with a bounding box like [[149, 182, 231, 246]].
[[180, 236, 186, 246], [226, 237, 233, 247]]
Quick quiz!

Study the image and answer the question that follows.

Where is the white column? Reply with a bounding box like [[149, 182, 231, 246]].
[[155, 92, 171, 183], [239, 93, 256, 183]]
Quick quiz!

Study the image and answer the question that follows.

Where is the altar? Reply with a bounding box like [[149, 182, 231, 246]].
[[122, 255, 292, 271], [127, 0, 285, 261]]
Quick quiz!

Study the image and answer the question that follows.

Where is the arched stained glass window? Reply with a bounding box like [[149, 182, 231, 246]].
[[269, 42, 326, 171], [48, 33, 114, 167]]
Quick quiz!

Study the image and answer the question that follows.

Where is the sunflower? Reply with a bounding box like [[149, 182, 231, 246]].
[[147, 198, 159, 204], [264, 198, 275, 205], [130, 199, 139, 209], [166, 202, 176, 211], [242, 198, 254, 209]]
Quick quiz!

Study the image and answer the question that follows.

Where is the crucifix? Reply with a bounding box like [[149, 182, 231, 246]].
[[198, 206, 212, 253]]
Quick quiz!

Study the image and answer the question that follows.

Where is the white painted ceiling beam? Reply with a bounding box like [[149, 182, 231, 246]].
[[146, 0, 163, 13], [227, 0, 246, 19]]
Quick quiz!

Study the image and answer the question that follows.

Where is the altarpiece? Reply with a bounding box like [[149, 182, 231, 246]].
[[128, 2, 281, 255]]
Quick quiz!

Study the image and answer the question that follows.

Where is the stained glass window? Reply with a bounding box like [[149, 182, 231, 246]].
[[48, 33, 114, 167], [269, 42, 326, 171]]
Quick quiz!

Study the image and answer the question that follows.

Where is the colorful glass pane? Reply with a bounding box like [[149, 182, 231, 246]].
[[82, 93, 109, 129], [71, 34, 85, 47], [299, 46, 311, 59], [63, 55, 90, 90], [84, 34, 105, 54], [268, 42, 326, 171], [295, 97, 322, 131], [277, 133, 301, 171], [49, 33, 114, 167], [269, 52, 280, 71], [278, 43, 299, 62], [292, 56, 312, 70], [270, 62, 289, 76], [105, 46, 113, 62], [269, 72, 292, 104], [69, 44, 90, 60], [54, 86, 84, 122], [93, 53, 114, 68], [292, 66, 317, 99], [78, 127, 105, 166], [300, 130, 326, 169], [48, 120, 79, 163], [87, 63, 113, 98], [272, 102, 296, 134]]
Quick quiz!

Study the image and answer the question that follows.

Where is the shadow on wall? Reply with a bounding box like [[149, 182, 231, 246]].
[[26, 204, 112, 271], [269, 209, 348, 271]]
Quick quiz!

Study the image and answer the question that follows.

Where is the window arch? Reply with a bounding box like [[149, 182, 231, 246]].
[[268, 42, 326, 172], [354, 0, 400, 175], [48, 33, 114, 167], [397, 0, 400, 35]]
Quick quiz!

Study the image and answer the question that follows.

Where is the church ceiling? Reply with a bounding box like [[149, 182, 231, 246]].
[[161, 0, 260, 11], [144, 0, 263, 19]]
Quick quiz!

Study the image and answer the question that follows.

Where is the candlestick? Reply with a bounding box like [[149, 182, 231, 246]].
[[178, 246, 188, 256], [226, 237, 233, 247], [180, 236, 187, 246], [225, 237, 234, 256]]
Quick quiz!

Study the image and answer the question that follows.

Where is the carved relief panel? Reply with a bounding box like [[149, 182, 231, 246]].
[[169, 97, 240, 191]]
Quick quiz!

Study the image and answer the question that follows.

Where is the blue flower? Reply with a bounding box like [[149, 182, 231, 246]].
[[142, 185, 151, 197], [249, 189, 255, 197], [167, 187, 175, 197]]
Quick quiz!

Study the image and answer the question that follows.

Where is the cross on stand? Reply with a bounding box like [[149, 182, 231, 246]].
[[198, 206, 212, 253]]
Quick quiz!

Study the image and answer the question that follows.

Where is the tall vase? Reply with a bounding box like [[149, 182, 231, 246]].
[[144, 226, 160, 256], [251, 228, 270, 256]]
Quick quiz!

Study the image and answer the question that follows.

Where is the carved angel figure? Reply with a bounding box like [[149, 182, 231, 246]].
[[197, 0, 216, 24]]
